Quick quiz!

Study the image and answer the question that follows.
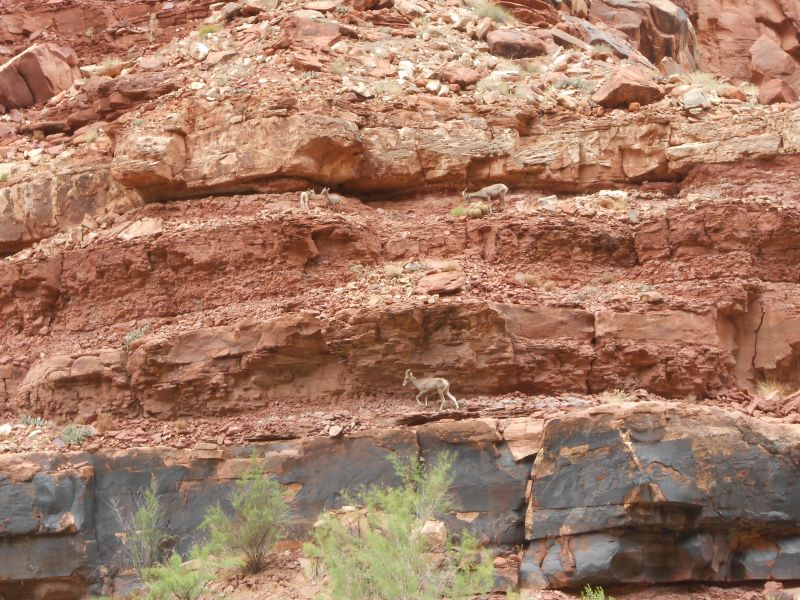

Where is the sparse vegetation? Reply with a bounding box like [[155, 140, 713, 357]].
[[124, 325, 149, 351], [330, 58, 349, 75], [300, 71, 320, 80], [600, 389, 631, 404], [21, 415, 46, 428], [61, 424, 94, 447], [0, 173, 8, 183], [95, 412, 114, 432], [334, 5, 351, 13], [305, 452, 494, 600], [440, 261, 460, 272], [384, 264, 405, 278], [597, 272, 615, 285], [198, 23, 221, 38], [689, 71, 726, 93], [111, 476, 170, 576], [514, 272, 538, 287], [590, 42, 616, 58], [84, 129, 99, 143], [756, 378, 789, 398], [350, 262, 367, 276], [581, 584, 616, 600], [84, 26, 95, 38], [202, 454, 290, 573], [404, 261, 430, 272], [143, 545, 217, 600], [450, 205, 466, 217], [476, 78, 513, 96], [466, 202, 490, 218], [541, 280, 556, 292], [372, 80, 404, 96], [551, 77, 596, 94], [468, 0, 514, 23]]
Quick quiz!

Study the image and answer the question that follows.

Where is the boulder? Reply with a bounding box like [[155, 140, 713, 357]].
[[521, 402, 800, 588], [440, 61, 482, 87], [750, 35, 798, 85], [486, 30, 548, 58], [276, 11, 342, 48], [415, 271, 465, 295], [0, 43, 80, 109], [759, 78, 799, 105], [591, 64, 664, 108], [589, 0, 699, 70]]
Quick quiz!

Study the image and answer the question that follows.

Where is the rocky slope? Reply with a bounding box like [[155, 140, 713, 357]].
[[2, 0, 800, 598]]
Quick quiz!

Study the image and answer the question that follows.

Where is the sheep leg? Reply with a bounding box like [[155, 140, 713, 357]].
[[416, 391, 428, 407], [437, 389, 446, 412], [447, 391, 460, 409]]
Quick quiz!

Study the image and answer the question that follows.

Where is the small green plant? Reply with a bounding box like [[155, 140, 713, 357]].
[[334, 5, 351, 13], [756, 378, 788, 398], [198, 23, 221, 38], [84, 129, 99, 143], [0, 172, 8, 183], [133, 118, 145, 127], [124, 325, 149, 351], [441, 261, 460, 272], [450, 206, 466, 217], [350, 262, 367, 276], [384, 264, 404, 278], [202, 454, 290, 573], [600, 389, 630, 404], [61, 424, 94, 447], [305, 452, 494, 600], [144, 545, 216, 600], [404, 261, 430, 272], [468, 0, 514, 23], [514, 272, 538, 287], [581, 584, 616, 600], [541, 280, 556, 292], [84, 26, 95, 38], [21, 415, 46, 427]]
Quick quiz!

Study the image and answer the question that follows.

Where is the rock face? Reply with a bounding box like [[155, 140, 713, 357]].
[[486, 30, 549, 58], [0, 44, 80, 109], [521, 402, 800, 588], [0, 418, 534, 597], [589, 0, 699, 70], [591, 64, 665, 108], [674, 0, 800, 91]]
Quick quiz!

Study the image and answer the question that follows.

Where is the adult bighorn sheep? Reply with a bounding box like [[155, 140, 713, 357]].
[[402, 369, 460, 412], [462, 183, 509, 213]]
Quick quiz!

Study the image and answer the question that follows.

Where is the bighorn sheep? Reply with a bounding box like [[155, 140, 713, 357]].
[[402, 369, 460, 412], [321, 187, 344, 211], [462, 183, 509, 213], [299, 190, 310, 212]]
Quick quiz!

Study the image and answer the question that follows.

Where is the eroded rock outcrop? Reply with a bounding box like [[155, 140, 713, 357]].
[[0, 44, 80, 110], [520, 402, 800, 588], [0, 418, 534, 597]]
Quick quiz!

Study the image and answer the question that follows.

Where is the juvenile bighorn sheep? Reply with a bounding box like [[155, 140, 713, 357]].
[[402, 369, 460, 412], [299, 190, 310, 212], [462, 183, 509, 213], [321, 187, 344, 211]]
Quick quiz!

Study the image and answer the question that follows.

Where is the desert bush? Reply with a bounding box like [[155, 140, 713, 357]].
[[197, 23, 221, 38], [61, 424, 94, 447], [541, 280, 556, 292], [756, 378, 788, 398], [125, 325, 149, 350], [0, 172, 8, 182], [450, 206, 466, 217], [144, 545, 216, 600], [384, 264, 405, 278], [468, 0, 514, 23], [581, 584, 616, 600], [305, 452, 494, 600], [202, 455, 290, 573], [600, 389, 630, 404], [21, 415, 46, 428], [111, 476, 170, 575], [514, 273, 538, 287], [551, 77, 596, 94], [689, 71, 726, 93]]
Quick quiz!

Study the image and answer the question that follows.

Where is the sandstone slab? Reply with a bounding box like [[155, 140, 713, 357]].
[[486, 30, 548, 58], [591, 64, 664, 108], [0, 44, 80, 109]]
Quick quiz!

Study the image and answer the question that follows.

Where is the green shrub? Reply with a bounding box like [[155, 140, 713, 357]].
[[144, 545, 216, 600], [197, 23, 221, 38], [110, 475, 170, 579], [305, 452, 494, 600], [202, 454, 290, 573], [61, 424, 94, 447], [450, 206, 466, 217], [124, 325, 149, 350], [468, 0, 514, 23], [0, 172, 8, 183], [581, 584, 616, 600], [21, 415, 46, 427]]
